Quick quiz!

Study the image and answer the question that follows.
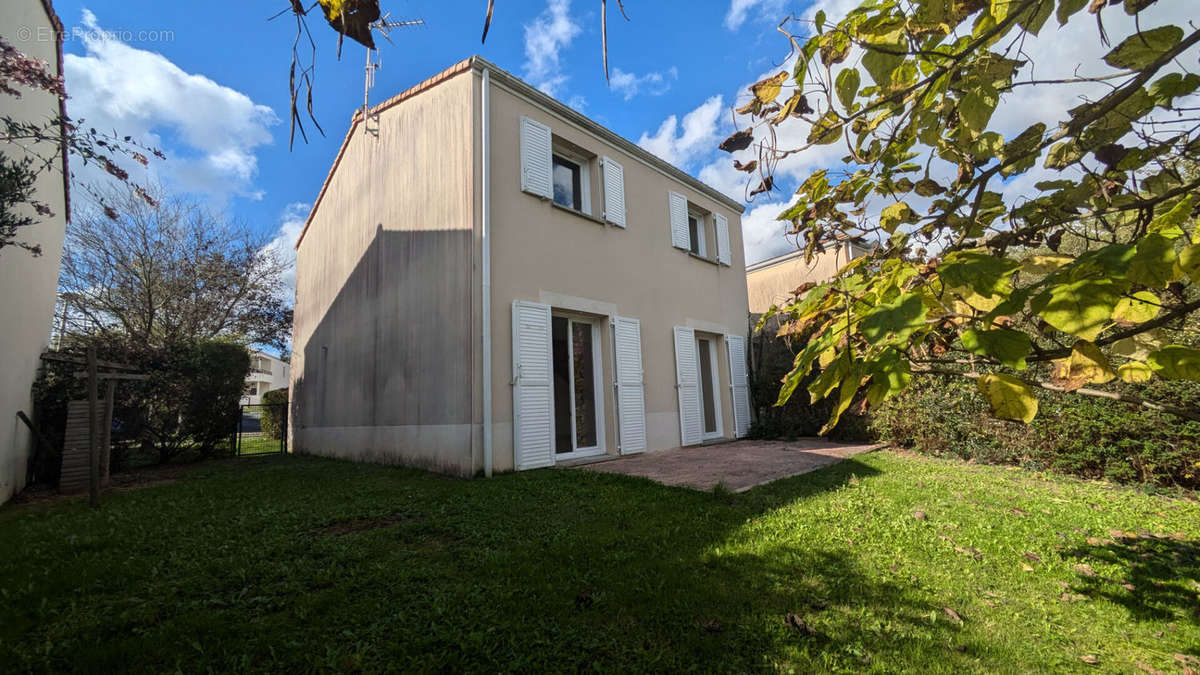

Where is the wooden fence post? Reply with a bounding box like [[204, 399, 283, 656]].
[[87, 346, 99, 508]]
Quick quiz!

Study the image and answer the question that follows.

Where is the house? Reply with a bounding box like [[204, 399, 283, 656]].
[[745, 241, 870, 315], [0, 0, 69, 504], [290, 57, 752, 477], [242, 351, 291, 405]]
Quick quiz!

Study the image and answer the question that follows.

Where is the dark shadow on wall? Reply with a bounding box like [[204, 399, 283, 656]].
[[292, 226, 474, 462]]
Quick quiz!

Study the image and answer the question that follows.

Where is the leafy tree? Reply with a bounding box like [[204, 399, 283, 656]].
[[59, 185, 293, 353], [260, 388, 289, 441], [732, 0, 1200, 430], [1, 36, 161, 256]]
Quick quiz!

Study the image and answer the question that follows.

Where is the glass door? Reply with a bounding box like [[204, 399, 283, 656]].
[[696, 337, 723, 440], [552, 316, 604, 458]]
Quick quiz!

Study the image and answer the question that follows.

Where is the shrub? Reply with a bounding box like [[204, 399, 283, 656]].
[[871, 377, 1200, 489], [260, 388, 289, 440], [180, 341, 251, 459], [748, 321, 873, 443]]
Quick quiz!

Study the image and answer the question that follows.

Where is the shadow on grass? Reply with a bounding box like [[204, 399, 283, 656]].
[[1065, 532, 1200, 623], [0, 454, 971, 671]]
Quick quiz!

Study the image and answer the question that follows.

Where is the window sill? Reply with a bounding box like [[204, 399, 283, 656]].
[[687, 251, 720, 266], [550, 200, 607, 226]]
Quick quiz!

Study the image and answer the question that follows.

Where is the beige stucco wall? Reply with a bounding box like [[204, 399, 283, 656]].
[[292, 62, 751, 477], [290, 70, 477, 476], [746, 245, 859, 314], [480, 72, 751, 473], [0, 2, 68, 503]]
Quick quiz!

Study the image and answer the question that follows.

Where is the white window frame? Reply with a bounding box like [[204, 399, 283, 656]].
[[551, 145, 592, 216], [688, 209, 708, 258], [695, 336, 724, 441], [552, 313, 606, 461]]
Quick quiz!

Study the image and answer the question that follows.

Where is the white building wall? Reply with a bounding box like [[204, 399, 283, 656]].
[[0, 1, 68, 504]]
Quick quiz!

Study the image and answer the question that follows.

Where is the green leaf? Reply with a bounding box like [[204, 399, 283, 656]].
[[1147, 346, 1200, 381], [1035, 279, 1122, 341], [1148, 72, 1200, 106], [1056, 0, 1089, 25], [1146, 194, 1193, 239], [1127, 233, 1180, 288], [977, 374, 1039, 423], [865, 350, 912, 406], [914, 178, 945, 197], [1000, 123, 1046, 177], [939, 251, 1020, 298], [1045, 140, 1083, 169], [820, 369, 863, 436], [1051, 340, 1117, 391], [861, 293, 927, 345], [1103, 25, 1183, 70], [835, 68, 861, 109], [1112, 291, 1161, 325], [1117, 361, 1153, 383], [1180, 244, 1200, 283], [808, 110, 844, 145], [961, 328, 1032, 370], [880, 202, 917, 234], [959, 88, 998, 135], [862, 32, 905, 86]]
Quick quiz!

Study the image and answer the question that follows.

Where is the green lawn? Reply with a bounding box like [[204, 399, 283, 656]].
[[1, 451, 1197, 673]]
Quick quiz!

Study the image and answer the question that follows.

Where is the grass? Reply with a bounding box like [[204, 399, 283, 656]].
[[0, 450, 1197, 673]]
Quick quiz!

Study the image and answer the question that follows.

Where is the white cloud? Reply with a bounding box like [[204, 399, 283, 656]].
[[741, 199, 799, 264], [725, 0, 785, 30], [609, 66, 677, 101], [523, 0, 581, 97], [261, 202, 309, 303], [63, 10, 277, 201], [637, 95, 726, 167]]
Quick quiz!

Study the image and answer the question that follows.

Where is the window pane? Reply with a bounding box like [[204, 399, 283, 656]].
[[572, 322, 597, 448], [552, 317, 572, 454], [688, 216, 700, 254], [698, 339, 717, 434], [552, 156, 581, 211]]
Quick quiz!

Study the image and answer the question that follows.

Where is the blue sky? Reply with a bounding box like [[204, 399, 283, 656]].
[[52, 0, 826, 281], [51, 0, 1183, 298]]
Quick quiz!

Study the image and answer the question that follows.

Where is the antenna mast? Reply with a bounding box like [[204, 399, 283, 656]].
[[361, 13, 425, 125]]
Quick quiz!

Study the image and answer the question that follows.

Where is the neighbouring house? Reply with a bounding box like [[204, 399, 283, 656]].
[[745, 241, 871, 315], [0, 0, 69, 504], [290, 57, 752, 476], [242, 351, 291, 405]]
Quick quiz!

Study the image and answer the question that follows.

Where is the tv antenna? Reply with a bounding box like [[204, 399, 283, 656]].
[[363, 13, 425, 126]]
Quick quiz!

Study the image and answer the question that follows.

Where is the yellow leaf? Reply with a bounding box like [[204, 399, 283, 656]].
[[1117, 362, 1152, 383], [1111, 291, 1161, 325], [977, 373, 1038, 424], [1051, 340, 1116, 392], [751, 71, 788, 105], [1020, 255, 1073, 276]]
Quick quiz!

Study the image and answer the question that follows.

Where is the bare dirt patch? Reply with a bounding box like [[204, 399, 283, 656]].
[[314, 512, 424, 537]]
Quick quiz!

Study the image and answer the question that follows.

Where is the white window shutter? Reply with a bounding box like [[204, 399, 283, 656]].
[[612, 316, 646, 454], [668, 191, 689, 250], [715, 213, 732, 266], [520, 116, 553, 200], [602, 157, 627, 228], [673, 326, 703, 446], [726, 334, 751, 438], [512, 301, 555, 470]]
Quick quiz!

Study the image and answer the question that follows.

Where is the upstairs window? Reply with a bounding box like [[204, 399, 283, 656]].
[[553, 155, 583, 211], [687, 212, 707, 257]]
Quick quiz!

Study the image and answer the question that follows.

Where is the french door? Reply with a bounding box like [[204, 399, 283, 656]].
[[696, 337, 724, 440], [551, 316, 604, 459]]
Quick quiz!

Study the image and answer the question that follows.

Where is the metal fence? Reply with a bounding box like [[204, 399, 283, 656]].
[[233, 403, 287, 456]]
